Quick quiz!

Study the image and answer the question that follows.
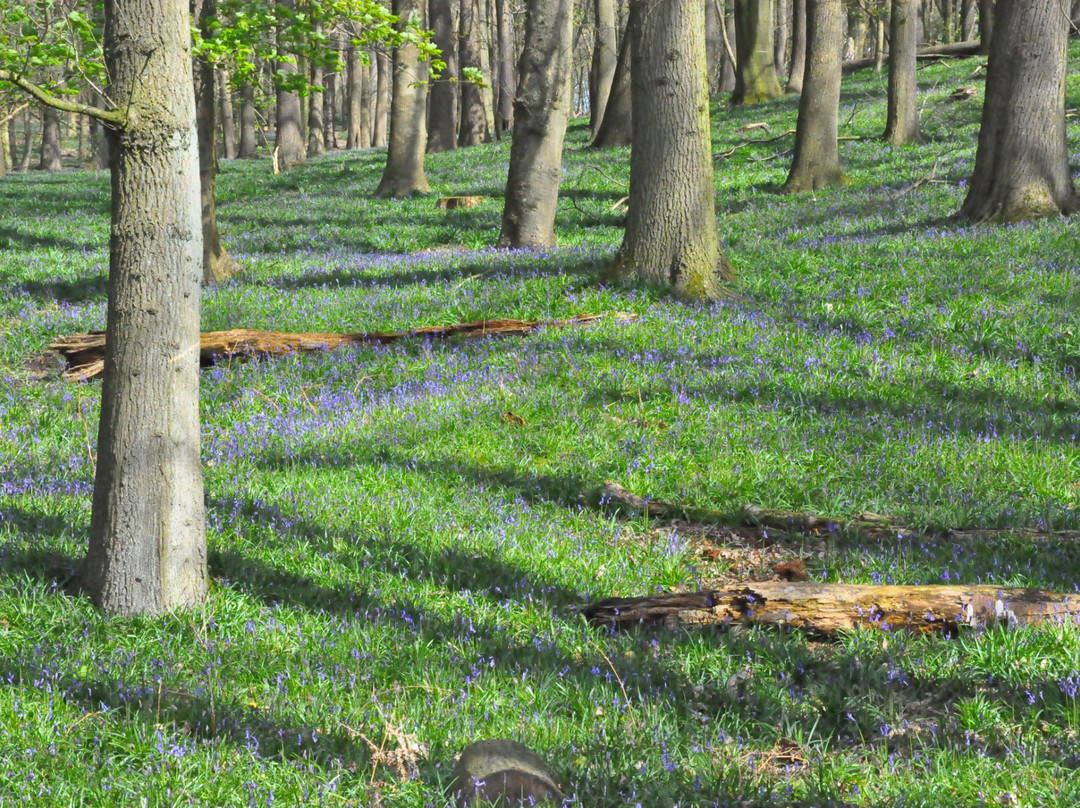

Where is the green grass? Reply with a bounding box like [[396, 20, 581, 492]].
[[2, 51, 1080, 806]]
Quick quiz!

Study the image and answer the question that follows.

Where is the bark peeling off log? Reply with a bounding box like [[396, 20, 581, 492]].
[[584, 583, 1080, 637], [49, 313, 638, 382]]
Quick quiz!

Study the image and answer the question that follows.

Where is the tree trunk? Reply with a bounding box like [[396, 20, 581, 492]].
[[0, 122, 7, 176], [732, 0, 785, 104], [308, 24, 327, 158], [193, 0, 241, 285], [38, 73, 63, 171], [376, 0, 431, 197], [458, 0, 491, 145], [846, 3, 867, 58], [958, 0, 1077, 222], [883, 0, 920, 146], [238, 80, 257, 158], [774, 0, 790, 78], [274, 3, 306, 169], [585, 584, 1080, 636], [606, 0, 732, 301], [497, 0, 574, 247], [324, 65, 338, 149], [782, 0, 844, 193], [590, 28, 631, 148], [74, 0, 207, 616], [496, 0, 515, 133], [589, 0, 618, 137], [721, 2, 738, 92], [218, 69, 237, 159], [6, 118, 16, 170], [786, 0, 806, 91], [372, 50, 390, 147], [427, 0, 459, 153], [960, 0, 976, 39], [706, 0, 724, 95], [346, 46, 365, 149], [976, 0, 991, 53], [19, 109, 34, 171], [1072, 0, 1080, 36]]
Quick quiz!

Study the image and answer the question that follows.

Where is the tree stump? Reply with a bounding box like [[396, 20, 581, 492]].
[[437, 195, 486, 210], [450, 739, 563, 807]]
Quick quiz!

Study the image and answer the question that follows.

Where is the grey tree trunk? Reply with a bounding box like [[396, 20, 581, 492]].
[[238, 81, 257, 158], [732, 0, 784, 104], [346, 46, 365, 149], [589, 0, 618, 137], [873, 15, 886, 73], [977, 0, 991, 53], [193, 0, 241, 285], [774, 0, 790, 77], [497, 0, 574, 247], [218, 69, 237, 159], [786, 0, 806, 91], [706, 0, 724, 95], [458, 0, 491, 145], [721, 2, 738, 92], [38, 75, 63, 171], [496, 0, 515, 133], [324, 67, 338, 149], [958, 0, 1077, 222], [75, 0, 207, 616], [372, 50, 390, 147], [427, 0, 459, 153], [883, 0, 920, 146], [376, 0, 431, 197], [275, 3, 306, 169], [782, 0, 844, 193], [590, 29, 631, 148], [308, 24, 327, 157], [607, 0, 732, 301], [18, 110, 33, 171]]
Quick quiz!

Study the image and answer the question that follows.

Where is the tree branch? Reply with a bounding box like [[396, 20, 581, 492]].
[[0, 70, 125, 126]]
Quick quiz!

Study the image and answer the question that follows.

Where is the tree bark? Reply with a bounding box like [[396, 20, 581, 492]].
[[346, 46, 365, 149], [785, 0, 806, 91], [372, 50, 390, 147], [238, 80, 257, 158], [458, 0, 491, 146], [883, 0, 920, 146], [308, 23, 327, 157], [706, 0, 725, 95], [324, 64, 339, 149], [73, 0, 207, 616], [774, 0, 790, 77], [375, 0, 432, 197], [497, 0, 574, 247], [589, 0, 618, 137], [606, 0, 732, 301], [585, 584, 1080, 636], [38, 72, 63, 171], [958, 0, 1077, 223], [721, 2, 738, 92], [427, 0, 459, 153], [977, 0, 992, 54], [495, 0, 515, 133], [274, 1, 306, 169], [782, 0, 844, 193], [218, 69, 237, 159], [731, 0, 784, 104], [589, 28, 631, 148]]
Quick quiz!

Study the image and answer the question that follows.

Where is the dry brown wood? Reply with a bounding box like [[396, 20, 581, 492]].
[[842, 40, 982, 74], [584, 582, 1080, 636], [437, 195, 486, 210], [49, 312, 638, 382], [597, 480, 1080, 544]]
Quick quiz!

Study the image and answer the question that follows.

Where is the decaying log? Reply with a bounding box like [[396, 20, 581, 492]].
[[597, 480, 1080, 544], [437, 195, 486, 210], [49, 313, 637, 381], [842, 40, 982, 74], [450, 739, 563, 808], [584, 583, 1080, 636]]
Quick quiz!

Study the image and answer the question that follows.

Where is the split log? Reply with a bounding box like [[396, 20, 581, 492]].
[[49, 312, 637, 382], [843, 40, 982, 74], [450, 739, 563, 808], [584, 583, 1080, 636]]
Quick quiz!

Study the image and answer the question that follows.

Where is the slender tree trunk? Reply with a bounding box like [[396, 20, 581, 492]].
[[497, 0, 574, 247], [774, 0, 790, 77], [19, 109, 34, 171], [346, 46, 365, 149], [0, 123, 7, 176], [976, 0, 992, 53], [324, 65, 339, 149], [219, 69, 237, 159], [38, 104, 63, 170], [1071, 0, 1080, 36], [873, 15, 886, 72], [308, 24, 326, 157], [458, 0, 491, 145], [590, 0, 618, 137], [786, 0, 806, 90], [238, 81, 257, 158], [721, 2, 738, 92], [959, 0, 976, 39], [847, 4, 867, 58], [427, 0, 459, 153], [274, 4, 306, 169], [883, 0, 920, 146], [782, 0, 844, 193], [590, 27, 631, 148], [958, 0, 1077, 222], [732, 0, 784, 104], [376, 0, 431, 197], [6, 118, 16, 170], [706, 0, 724, 95], [480, 0, 497, 137], [75, 0, 207, 616], [372, 50, 390, 147], [607, 0, 732, 301], [496, 0, 515, 133]]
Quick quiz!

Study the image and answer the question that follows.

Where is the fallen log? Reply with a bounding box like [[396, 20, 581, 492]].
[[842, 40, 982, 74], [49, 312, 637, 382], [584, 583, 1080, 636], [597, 480, 1080, 544]]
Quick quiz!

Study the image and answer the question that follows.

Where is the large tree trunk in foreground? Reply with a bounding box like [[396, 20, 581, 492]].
[[606, 0, 732, 300], [497, 0, 574, 248], [194, 0, 241, 285], [74, 0, 207, 616], [589, 0, 618, 137], [375, 0, 431, 197], [590, 30, 631, 148], [958, 0, 1077, 223], [731, 0, 784, 104], [883, 0, 920, 145], [585, 583, 1080, 636], [782, 0, 844, 193]]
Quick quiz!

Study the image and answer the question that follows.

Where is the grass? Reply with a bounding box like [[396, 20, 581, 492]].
[[2, 51, 1080, 806]]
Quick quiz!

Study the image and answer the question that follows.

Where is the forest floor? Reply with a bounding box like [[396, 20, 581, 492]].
[[2, 48, 1080, 807]]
